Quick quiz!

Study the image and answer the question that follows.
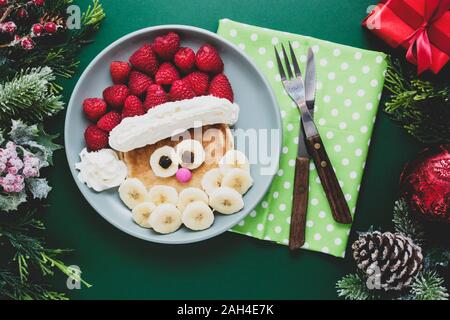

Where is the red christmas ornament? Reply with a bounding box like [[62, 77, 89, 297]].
[[0, 0, 8, 7], [32, 23, 44, 36], [21, 37, 35, 50], [400, 145, 450, 222], [32, 0, 45, 6], [44, 22, 57, 33]]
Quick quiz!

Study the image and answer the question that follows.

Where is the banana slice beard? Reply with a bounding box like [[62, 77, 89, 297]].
[[182, 201, 214, 231], [118, 178, 149, 209], [149, 146, 180, 178], [201, 168, 224, 196], [219, 150, 250, 174], [149, 203, 182, 234], [177, 188, 209, 212], [132, 202, 156, 228], [175, 139, 206, 170], [209, 186, 244, 215], [148, 185, 178, 206], [221, 168, 253, 195]]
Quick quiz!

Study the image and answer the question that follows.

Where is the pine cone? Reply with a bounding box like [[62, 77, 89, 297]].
[[352, 231, 423, 291]]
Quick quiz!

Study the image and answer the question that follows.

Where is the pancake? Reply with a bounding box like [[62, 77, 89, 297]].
[[119, 124, 234, 192]]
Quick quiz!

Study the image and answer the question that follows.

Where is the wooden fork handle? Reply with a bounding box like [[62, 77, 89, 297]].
[[306, 134, 353, 224], [289, 157, 309, 250]]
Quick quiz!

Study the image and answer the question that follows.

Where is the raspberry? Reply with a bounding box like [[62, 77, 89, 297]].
[[174, 47, 195, 73], [184, 71, 209, 96], [103, 85, 130, 109], [195, 44, 224, 74], [84, 125, 108, 151], [155, 62, 180, 86], [110, 61, 131, 84], [83, 98, 107, 121], [129, 44, 159, 76], [128, 70, 153, 96], [152, 32, 180, 60], [169, 80, 196, 101], [97, 111, 122, 132], [144, 84, 168, 110], [122, 95, 145, 118], [208, 74, 234, 102]]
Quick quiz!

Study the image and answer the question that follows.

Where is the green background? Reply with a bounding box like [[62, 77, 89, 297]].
[[46, 0, 422, 299]]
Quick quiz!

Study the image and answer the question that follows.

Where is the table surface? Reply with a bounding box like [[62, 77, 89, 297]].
[[46, 0, 423, 299]]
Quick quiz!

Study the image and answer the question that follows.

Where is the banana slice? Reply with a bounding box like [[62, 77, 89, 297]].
[[132, 202, 156, 228], [148, 185, 178, 206], [149, 203, 182, 234], [201, 168, 224, 196], [149, 146, 180, 178], [118, 178, 149, 209], [209, 187, 244, 215], [219, 150, 250, 174], [177, 187, 209, 212], [175, 139, 205, 170], [182, 201, 214, 231], [221, 168, 253, 195]]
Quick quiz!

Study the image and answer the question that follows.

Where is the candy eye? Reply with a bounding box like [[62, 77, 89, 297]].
[[175, 139, 205, 170], [150, 146, 179, 178]]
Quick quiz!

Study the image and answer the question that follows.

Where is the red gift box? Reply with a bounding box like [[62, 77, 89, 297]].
[[363, 0, 450, 74]]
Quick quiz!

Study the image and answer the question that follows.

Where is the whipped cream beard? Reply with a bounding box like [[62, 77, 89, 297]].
[[109, 96, 240, 152], [75, 148, 128, 192]]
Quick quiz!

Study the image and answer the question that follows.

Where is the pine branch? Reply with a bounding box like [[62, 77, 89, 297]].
[[383, 57, 450, 144], [392, 198, 425, 246], [336, 274, 379, 300], [0, 267, 68, 300], [410, 271, 449, 300], [0, 67, 64, 124]]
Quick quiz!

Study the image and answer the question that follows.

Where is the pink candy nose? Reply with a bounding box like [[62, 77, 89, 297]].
[[176, 168, 192, 183]]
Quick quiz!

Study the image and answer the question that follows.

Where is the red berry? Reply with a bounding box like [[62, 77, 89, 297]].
[[31, 23, 44, 36], [44, 22, 57, 34], [129, 44, 159, 76], [184, 71, 209, 96], [208, 74, 234, 102], [32, 0, 45, 6], [84, 125, 109, 151], [144, 84, 168, 110], [103, 85, 130, 109], [97, 111, 122, 132], [83, 98, 107, 121], [20, 37, 35, 50], [18, 8, 28, 18], [169, 80, 196, 101], [122, 95, 145, 118], [128, 70, 153, 96], [174, 47, 196, 73], [152, 32, 180, 60], [2, 21, 16, 33], [155, 62, 179, 86], [195, 44, 224, 74], [110, 61, 131, 84]]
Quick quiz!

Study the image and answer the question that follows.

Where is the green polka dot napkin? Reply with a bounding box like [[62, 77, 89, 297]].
[[218, 19, 387, 258]]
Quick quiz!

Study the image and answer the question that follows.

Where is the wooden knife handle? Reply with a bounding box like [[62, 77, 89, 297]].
[[289, 157, 309, 250], [305, 134, 353, 224]]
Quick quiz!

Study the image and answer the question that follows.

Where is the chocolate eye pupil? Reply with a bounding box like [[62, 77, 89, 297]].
[[182, 151, 195, 164], [159, 155, 172, 169]]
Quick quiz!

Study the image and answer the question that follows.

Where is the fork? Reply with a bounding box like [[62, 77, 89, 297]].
[[274, 43, 353, 226]]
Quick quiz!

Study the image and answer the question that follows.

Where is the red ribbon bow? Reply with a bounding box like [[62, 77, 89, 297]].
[[402, 0, 450, 74], [383, 0, 450, 74]]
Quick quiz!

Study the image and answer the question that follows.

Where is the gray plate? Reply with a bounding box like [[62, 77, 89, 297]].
[[65, 25, 282, 244]]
